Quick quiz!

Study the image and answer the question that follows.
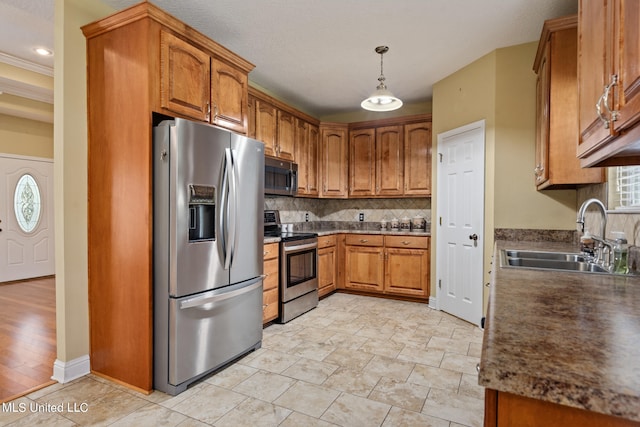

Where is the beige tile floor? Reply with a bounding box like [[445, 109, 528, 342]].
[[0, 293, 485, 426]]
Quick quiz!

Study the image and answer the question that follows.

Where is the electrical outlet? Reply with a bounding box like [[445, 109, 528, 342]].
[[305, 212, 309, 222], [359, 213, 364, 222]]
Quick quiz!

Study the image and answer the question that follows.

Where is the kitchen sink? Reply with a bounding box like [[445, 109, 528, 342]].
[[503, 250, 588, 262], [500, 249, 611, 274]]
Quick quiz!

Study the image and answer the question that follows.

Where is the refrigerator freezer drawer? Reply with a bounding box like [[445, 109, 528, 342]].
[[168, 278, 263, 387]]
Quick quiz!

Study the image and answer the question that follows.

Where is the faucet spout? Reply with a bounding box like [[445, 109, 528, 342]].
[[577, 198, 607, 238]]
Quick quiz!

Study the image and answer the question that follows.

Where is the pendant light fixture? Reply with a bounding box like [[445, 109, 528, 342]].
[[361, 46, 403, 112]]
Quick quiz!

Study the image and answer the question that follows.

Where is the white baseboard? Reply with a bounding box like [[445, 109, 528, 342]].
[[51, 355, 90, 384], [428, 296, 438, 310]]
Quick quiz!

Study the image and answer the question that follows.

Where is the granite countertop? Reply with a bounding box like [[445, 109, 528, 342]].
[[263, 228, 430, 244], [314, 229, 430, 237], [479, 240, 640, 421]]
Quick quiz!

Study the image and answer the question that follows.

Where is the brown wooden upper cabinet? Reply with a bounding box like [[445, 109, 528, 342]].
[[320, 123, 349, 198], [349, 126, 404, 197], [577, 0, 640, 167], [533, 15, 604, 189], [348, 116, 431, 198], [296, 120, 320, 197], [276, 110, 296, 161], [254, 98, 278, 156], [160, 30, 249, 134], [404, 122, 432, 196]]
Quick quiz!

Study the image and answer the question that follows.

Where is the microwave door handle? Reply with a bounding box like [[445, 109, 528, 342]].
[[179, 276, 264, 310], [226, 148, 238, 269]]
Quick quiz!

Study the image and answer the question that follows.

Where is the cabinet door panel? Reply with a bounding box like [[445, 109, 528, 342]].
[[263, 288, 279, 324], [318, 246, 336, 297], [296, 119, 310, 194], [577, 0, 616, 156], [277, 110, 296, 161], [160, 31, 210, 121], [320, 126, 348, 198], [211, 58, 247, 134], [345, 246, 384, 292], [614, 0, 640, 133], [256, 100, 277, 156], [404, 122, 432, 195], [376, 125, 404, 196], [307, 124, 320, 196], [349, 128, 375, 197], [385, 248, 429, 298], [535, 43, 550, 186]]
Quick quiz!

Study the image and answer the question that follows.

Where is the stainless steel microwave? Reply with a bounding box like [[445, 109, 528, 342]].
[[265, 156, 298, 196]]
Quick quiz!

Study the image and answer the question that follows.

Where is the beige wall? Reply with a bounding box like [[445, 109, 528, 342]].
[[432, 42, 579, 308], [54, 0, 114, 364], [0, 113, 53, 158]]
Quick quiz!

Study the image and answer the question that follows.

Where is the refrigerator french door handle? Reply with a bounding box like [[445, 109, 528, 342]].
[[228, 149, 239, 267], [179, 276, 265, 310], [219, 148, 229, 267], [224, 148, 237, 270]]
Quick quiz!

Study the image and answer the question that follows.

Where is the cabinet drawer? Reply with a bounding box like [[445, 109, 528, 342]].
[[263, 242, 279, 261], [318, 234, 337, 249], [345, 234, 384, 247], [385, 235, 429, 249], [263, 258, 279, 291], [262, 287, 279, 323]]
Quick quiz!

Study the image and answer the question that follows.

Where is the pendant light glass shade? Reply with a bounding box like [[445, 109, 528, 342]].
[[361, 46, 403, 112]]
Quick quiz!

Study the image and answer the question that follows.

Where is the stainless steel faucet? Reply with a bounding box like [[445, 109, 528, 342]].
[[577, 198, 612, 268], [577, 198, 607, 237]]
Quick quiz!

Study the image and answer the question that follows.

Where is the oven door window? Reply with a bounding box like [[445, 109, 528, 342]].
[[286, 249, 316, 287]]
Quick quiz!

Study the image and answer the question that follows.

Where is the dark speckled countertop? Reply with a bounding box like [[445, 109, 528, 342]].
[[479, 240, 640, 422], [263, 227, 430, 244]]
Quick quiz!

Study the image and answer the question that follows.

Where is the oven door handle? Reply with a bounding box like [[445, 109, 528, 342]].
[[283, 242, 318, 253], [179, 276, 264, 310]]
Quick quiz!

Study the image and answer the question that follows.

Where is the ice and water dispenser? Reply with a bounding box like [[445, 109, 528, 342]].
[[188, 184, 216, 242]]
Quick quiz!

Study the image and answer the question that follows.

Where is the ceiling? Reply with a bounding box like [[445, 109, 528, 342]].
[[0, 0, 578, 118]]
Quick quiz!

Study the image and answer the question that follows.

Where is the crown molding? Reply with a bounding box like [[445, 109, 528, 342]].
[[0, 76, 53, 104], [0, 52, 53, 77]]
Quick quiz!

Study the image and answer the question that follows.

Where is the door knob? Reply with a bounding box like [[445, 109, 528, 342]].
[[469, 234, 478, 241]]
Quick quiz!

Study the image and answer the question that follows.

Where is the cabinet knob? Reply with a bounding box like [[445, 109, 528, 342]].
[[402, 241, 410, 245]]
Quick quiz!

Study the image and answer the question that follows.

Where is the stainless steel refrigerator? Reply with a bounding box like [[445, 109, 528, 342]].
[[153, 118, 265, 395]]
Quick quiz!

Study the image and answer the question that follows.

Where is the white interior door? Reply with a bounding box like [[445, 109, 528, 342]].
[[0, 154, 55, 282], [436, 121, 485, 326]]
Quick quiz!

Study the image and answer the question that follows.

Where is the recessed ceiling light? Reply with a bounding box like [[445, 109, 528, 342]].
[[35, 47, 53, 56]]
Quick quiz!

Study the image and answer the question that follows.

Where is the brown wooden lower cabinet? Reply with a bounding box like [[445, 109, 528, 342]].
[[263, 242, 279, 324], [318, 235, 337, 297], [484, 389, 640, 427], [344, 234, 430, 299]]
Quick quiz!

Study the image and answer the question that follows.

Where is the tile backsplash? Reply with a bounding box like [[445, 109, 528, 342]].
[[264, 196, 431, 225]]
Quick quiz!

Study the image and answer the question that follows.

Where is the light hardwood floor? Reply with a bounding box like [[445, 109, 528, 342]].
[[0, 277, 56, 402]]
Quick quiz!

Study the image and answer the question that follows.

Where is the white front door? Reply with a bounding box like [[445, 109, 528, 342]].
[[0, 154, 55, 282], [436, 121, 485, 326]]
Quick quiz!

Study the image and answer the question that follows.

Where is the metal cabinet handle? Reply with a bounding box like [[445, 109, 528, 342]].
[[206, 102, 211, 121], [603, 74, 619, 124], [402, 241, 410, 245], [360, 239, 368, 243], [596, 74, 619, 129], [213, 103, 219, 120]]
